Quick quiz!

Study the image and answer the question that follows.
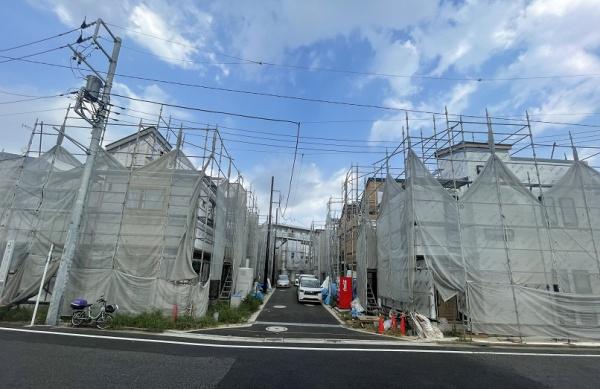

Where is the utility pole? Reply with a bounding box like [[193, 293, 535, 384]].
[[262, 176, 275, 293], [47, 19, 121, 325], [271, 206, 279, 285]]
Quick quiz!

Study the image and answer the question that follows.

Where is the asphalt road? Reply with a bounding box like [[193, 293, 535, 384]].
[[1, 326, 599, 388], [195, 288, 381, 339]]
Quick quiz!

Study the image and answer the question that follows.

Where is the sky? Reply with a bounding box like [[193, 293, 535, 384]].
[[1, 0, 600, 227]]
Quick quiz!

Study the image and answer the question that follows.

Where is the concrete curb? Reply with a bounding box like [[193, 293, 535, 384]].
[[175, 289, 276, 333], [162, 329, 428, 346]]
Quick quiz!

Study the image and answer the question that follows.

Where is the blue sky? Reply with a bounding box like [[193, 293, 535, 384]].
[[1, 0, 600, 226]]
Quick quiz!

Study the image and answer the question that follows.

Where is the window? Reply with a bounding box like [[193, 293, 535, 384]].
[[416, 255, 426, 270], [559, 197, 578, 227], [558, 270, 571, 293], [126, 188, 165, 210], [573, 270, 593, 294], [484, 227, 515, 241]]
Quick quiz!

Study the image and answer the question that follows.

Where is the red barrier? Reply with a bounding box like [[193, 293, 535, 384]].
[[400, 314, 406, 336], [337, 276, 353, 309]]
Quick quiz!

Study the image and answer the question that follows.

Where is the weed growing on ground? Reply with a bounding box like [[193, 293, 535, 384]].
[[110, 293, 263, 332], [0, 305, 48, 324]]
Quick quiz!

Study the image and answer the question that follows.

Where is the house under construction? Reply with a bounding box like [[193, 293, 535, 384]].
[[317, 112, 600, 340], [0, 114, 261, 319]]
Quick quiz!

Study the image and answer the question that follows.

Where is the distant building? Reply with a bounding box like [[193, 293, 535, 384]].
[[105, 126, 171, 168], [272, 224, 314, 278]]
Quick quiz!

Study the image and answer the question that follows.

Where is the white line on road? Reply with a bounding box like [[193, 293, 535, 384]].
[[1, 326, 599, 357]]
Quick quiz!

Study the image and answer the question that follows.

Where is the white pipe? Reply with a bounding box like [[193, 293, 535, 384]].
[[30, 243, 54, 326]]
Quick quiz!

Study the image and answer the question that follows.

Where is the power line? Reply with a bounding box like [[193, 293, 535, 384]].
[[0, 108, 66, 117], [284, 123, 301, 216], [0, 93, 72, 105], [0, 44, 69, 64], [103, 21, 600, 82], [0, 27, 80, 52], [5, 52, 600, 130], [111, 92, 299, 125], [98, 37, 248, 67]]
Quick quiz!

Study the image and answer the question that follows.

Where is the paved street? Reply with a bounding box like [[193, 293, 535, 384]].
[[1, 326, 599, 388], [195, 288, 381, 339]]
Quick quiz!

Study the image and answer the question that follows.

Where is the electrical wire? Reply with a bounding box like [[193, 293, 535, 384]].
[[283, 123, 301, 216], [104, 21, 600, 82], [0, 44, 69, 64], [0, 108, 66, 117], [0, 93, 72, 105], [111, 92, 299, 125], [5, 52, 600, 129], [0, 27, 80, 52]]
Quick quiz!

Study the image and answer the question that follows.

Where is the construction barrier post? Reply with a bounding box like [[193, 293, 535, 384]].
[[400, 314, 406, 336]]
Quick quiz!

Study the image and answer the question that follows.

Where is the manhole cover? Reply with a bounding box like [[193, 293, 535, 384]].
[[266, 326, 288, 333], [273, 305, 287, 309]]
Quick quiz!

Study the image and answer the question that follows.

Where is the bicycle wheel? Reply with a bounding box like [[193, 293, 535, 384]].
[[96, 313, 113, 330], [71, 311, 86, 327]]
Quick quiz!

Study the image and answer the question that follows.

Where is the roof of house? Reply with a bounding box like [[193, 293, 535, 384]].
[[104, 126, 172, 152], [435, 141, 512, 158]]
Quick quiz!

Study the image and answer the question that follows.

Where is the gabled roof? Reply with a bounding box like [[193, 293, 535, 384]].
[[104, 126, 172, 152]]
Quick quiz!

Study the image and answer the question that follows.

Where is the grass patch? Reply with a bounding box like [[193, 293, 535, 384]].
[[0, 305, 48, 324], [111, 294, 263, 332]]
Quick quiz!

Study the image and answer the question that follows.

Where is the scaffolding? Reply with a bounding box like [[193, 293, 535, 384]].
[[0, 108, 259, 318], [345, 110, 600, 340]]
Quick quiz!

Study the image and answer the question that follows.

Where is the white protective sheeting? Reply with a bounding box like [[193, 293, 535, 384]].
[[376, 149, 600, 339], [356, 221, 377, 306], [0, 147, 224, 318]]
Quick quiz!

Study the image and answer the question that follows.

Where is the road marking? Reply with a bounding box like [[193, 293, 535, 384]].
[[266, 326, 288, 333], [255, 321, 341, 328], [1, 327, 600, 356], [273, 305, 287, 309]]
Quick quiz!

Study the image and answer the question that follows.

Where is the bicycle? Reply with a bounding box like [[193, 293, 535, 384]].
[[70, 296, 118, 329]]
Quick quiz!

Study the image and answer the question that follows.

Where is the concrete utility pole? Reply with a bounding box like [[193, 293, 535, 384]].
[[262, 176, 274, 293], [271, 207, 279, 285], [47, 20, 121, 325]]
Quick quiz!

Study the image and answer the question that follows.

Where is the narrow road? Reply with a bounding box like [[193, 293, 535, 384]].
[[1, 326, 599, 388], [195, 288, 380, 339]]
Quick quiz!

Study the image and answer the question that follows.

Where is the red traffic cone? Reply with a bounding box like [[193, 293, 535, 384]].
[[400, 314, 407, 336], [378, 315, 385, 334], [391, 313, 397, 331]]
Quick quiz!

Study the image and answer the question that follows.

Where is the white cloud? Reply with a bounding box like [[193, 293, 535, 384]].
[[211, 0, 437, 64], [125, 4, 206, 69], [31, 0, 214, 70], [0, 85, 76, 154], [103, 82, 192, 146], [246, 158, 346, 227], [413, 0, 522, 76]]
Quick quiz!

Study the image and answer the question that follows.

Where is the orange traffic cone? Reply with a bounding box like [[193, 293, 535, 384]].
[[400, 314, 407, 336], [378, 315, 385, 334]]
